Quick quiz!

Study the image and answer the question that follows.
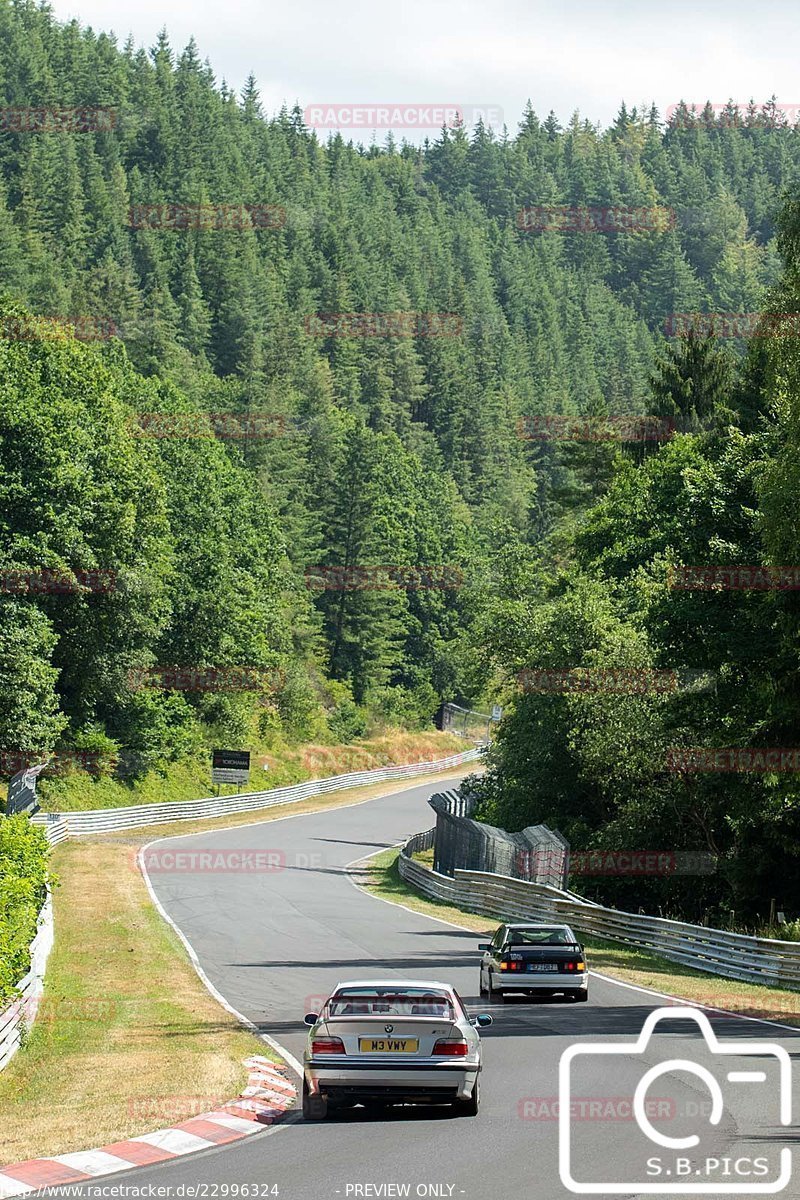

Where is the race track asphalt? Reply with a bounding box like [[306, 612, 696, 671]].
[[46, 777, 800, 1199]]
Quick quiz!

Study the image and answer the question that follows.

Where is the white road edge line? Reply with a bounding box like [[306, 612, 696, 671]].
[[137, 768, 469, 849], [138, 771, 472, 1088], [589, 971, 800, 1033], [138, 842, 304, 1083], [345, 843, 800, 1035]]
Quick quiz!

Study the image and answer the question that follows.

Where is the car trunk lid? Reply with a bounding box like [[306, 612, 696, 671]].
[[317, 1016, 463, 1056]]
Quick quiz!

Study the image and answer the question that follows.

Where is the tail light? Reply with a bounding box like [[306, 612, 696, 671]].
[[433, 1039, 469, 1056], [500, 960, 521, 971], [312, 1037, 345, 1054], [563, 961, 586, 972]]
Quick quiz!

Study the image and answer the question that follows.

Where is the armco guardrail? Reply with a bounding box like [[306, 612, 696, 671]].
[[0, 894, 54, 1073], [31, 749, 482, 842], [0, 753, 480, 1071], [398, 834, 800, 991]]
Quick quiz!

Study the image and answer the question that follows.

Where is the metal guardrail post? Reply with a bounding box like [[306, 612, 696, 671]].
[[397, 833, 800, 991], [29, 749, 482, 843]]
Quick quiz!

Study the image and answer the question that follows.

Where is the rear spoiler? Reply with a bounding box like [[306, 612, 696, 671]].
[[509, 941, 583, 950]]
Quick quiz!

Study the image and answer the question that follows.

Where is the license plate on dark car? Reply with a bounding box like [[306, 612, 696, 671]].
[[528, 964, 557, 972]]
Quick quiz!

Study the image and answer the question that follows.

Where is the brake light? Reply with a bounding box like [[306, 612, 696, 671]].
[[312, 1037, 345, 1054], [563, 961, 586, 972], [433, 1040, 469, 1056], [500, 960, 521, 971]]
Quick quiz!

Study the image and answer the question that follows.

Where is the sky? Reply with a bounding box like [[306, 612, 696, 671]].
[[48, 0, 800, 136]]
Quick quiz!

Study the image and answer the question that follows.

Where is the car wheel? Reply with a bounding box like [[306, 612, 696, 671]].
[[576, 990, 589, 1003], [479, 967, 487, 996], [487, 971, 499, 1001], [302, 1078, 328, 1120], [454, 1078, 480, 1116]]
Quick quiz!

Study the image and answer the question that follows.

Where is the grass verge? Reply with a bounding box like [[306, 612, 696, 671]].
[[33, 730, 467, 811], [359, 848, 800, 1028], [0, 763, 472, 1165]]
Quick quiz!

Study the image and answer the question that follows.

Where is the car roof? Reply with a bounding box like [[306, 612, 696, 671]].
[[331, 979, 454, 992], [504, 923, 572, 929]]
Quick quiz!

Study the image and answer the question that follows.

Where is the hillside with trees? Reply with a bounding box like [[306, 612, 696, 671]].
[[0, 1, 799, 916]]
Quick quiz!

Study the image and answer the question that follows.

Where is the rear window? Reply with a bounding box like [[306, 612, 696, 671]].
[[327, 989, 454, 1018], [505, 927, 574, 946]]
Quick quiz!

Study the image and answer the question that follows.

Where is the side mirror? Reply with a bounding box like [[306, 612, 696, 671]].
[[471, 1014, 493, 1028], [304, 1013, 319, 1026], [477, 943, 491, 951]]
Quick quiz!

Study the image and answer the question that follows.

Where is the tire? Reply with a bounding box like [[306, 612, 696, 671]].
[[302, 1078, 328, 1120], [487, 971, 500, 1001], [453, 1078, 480, 1116], [479, 967, 487, 997], [569, 990, 589, 1003]]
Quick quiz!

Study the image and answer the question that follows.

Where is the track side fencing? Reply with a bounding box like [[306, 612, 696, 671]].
[[0, 896, 54, 1073], [2, 749, 481, 1072], [428, 789, 568, 889], [398, 833, 800, 991], [32, 749, 483, 842]]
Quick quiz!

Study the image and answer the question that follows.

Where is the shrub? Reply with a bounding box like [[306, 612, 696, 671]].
[[0, 815, 50, 1004]]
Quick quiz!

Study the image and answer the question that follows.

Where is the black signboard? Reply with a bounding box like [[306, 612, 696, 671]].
[[211, 749, 251, 785]]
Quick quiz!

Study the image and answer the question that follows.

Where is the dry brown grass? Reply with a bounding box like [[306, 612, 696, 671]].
[[0, 763, 474, 1165]]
